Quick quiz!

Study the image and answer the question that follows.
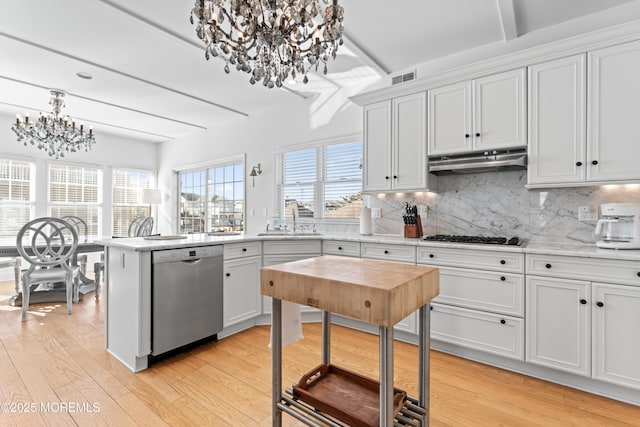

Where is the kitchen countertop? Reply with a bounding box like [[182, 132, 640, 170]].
[[94, 233, 640, 261]]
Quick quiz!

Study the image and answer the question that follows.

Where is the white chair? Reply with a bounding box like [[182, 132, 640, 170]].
[[17, 217, 79, 321], [0, 257, 21, 295]]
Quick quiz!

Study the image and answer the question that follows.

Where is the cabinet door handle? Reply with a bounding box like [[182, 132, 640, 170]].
[[580, 299, 587, 305], [225, 273, 231, 277], [500, 276, 506, 281], [596, 301, 604, 307], [500, 260, 506, 265], [637, 272, 640, 277], [393, 175, 398, 179], [475, 132, 481, 137], [429, 253, 434, 258], [465, 133, 470, 138], [500, 319, 506, 325], [576, 161, 582, 167], [592, 160, 598, 165], [385, 176, 390, 180], [545, 263, 552, 269]]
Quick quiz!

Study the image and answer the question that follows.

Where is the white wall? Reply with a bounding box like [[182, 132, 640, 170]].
[[157, 92, 363, 235]]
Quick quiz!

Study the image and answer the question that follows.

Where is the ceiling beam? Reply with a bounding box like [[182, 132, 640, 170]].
[[497, 0, 518, 41], [342, 32, 390, 76]]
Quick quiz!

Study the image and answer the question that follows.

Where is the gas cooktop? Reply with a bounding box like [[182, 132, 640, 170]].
[[423, 234, 522, 246]]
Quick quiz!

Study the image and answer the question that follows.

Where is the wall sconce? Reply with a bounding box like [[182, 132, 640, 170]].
[[249, 163, 262, 187]]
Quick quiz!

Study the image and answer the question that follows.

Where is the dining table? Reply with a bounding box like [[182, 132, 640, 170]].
[[0, 237, 105, 306]]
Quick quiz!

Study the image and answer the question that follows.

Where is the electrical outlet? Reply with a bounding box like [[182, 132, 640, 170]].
[[578, 205, 599, 222]]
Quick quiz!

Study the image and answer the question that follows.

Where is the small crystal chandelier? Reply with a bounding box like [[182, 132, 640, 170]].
[[190, 0, 345, 88], [11, 90, 96, 159]]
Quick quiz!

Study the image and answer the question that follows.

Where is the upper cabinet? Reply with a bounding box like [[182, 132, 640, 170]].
[[588, 40, 640, 182], [363, 92, 428, 193], [527, 54, 587, 185], [428, 68, 526, 156], [528, 40, 640, 187]]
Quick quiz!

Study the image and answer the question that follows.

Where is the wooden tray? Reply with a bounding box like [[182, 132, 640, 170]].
[[292, 364, 407, 427]]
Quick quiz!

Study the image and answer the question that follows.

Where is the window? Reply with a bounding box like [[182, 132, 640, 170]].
[[112, 169, 154, 236], [179, 161, 244, 233], [49, 163, 102, 235], [276, 140, 363, 219], [0, 159, 34, 237]]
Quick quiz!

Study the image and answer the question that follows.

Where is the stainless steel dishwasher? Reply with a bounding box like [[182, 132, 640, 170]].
[[151, 245, 223, 356]]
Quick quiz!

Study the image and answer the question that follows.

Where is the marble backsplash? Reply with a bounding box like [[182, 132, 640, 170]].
[[366, 171, 640, 244]]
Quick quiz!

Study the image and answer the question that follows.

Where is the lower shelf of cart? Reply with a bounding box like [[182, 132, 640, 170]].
[[291, 364, 406, 427]]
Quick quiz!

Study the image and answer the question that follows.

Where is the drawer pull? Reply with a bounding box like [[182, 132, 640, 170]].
[[637, 272, 640, 277], [242, 248, 247, 252], [500, 319, 506, 325], [580, 299, 587, 305], [225, 273, 231, 277], [384, 250, 389, 254], [429, 254, 434, 258], [545, 263, 552, 269], [596, 301, 604, 308], [500, 276, 506, 281], [500, 260, 506, 265], [430, 305, 433, 311], [338, 246, 343, 250]]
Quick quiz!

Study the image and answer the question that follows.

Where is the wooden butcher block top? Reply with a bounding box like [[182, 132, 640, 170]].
[[260, 255, 439, 327]]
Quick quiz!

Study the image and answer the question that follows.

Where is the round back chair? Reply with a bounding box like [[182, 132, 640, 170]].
[[16, 217, 79, 321]]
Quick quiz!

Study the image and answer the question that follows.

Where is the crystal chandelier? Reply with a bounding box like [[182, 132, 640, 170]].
[[11, 90, 96, 159], [190, 0, 345, 88]]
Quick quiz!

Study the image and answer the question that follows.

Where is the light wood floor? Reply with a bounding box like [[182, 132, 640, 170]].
[[1, 280, 640, 427]]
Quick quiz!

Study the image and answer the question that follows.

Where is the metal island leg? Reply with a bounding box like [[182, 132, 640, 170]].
[[379, 325, 394, 426], [272, 297, 282, 427], [419, 302, 431, 426]]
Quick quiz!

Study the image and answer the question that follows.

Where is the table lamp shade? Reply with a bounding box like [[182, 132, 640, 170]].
[[142, 189, 162, 205]]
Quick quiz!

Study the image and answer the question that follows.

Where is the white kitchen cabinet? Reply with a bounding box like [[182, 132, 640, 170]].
[[592, 282, 640, 390], [588, 40, 640, 182], [428, 68, 526, 156], [527, 54, 587, 185], [526, 276, 591, 376], [223, 256, 262, 328], [322, 239, 361, 257], [262, 240, 321, 315], [360, 242, 417, 334], [527, 252, 640, 390], [430, 302, 524, 360], [419, 245, 525, 359], [529, 40, 640, 187], [363, 92, 428, 193]]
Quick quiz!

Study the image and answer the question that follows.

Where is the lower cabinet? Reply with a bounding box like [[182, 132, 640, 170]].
[[223, 241, 263, 330], [527, 275, 640, 390], [431, 303, 524, 359], [360, 242, 418, 334], [223, 256, 262, 328], [418, 246, 525, 359], [262, 240, 322, 314]]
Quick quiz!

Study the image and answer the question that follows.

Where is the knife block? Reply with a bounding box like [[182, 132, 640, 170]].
[[403, 214, 423, 238]]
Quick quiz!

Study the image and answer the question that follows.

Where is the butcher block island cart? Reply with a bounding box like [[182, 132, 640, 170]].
[[261, 255, 440, 427]]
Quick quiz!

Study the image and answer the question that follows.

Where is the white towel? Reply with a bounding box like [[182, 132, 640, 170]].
[[269, 301, 304, 348]]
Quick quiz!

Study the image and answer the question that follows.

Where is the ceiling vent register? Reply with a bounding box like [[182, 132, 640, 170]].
[[391, 71, 416, 85]]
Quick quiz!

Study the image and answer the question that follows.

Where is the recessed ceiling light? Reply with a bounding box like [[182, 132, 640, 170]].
[[76, 72, 93, 80]]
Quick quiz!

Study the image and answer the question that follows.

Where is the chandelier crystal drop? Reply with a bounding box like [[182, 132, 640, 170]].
[[11, 90, 96, 159], [190, 0, 345, 88]]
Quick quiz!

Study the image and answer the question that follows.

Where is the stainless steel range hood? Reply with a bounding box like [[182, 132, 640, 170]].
[[428, 149, 527, 175]]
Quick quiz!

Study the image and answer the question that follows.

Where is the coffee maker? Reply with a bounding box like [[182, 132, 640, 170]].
[[594, 203, 640, 249]]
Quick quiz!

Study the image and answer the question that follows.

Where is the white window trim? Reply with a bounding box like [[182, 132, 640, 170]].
[[274, 134, 363, 222], [176, 154, 246, 234]]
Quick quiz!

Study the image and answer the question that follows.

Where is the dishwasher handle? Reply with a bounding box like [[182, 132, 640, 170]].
[[182, 258, 203, 265]]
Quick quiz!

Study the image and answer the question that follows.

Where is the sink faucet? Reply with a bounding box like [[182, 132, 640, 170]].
[[292, 208, 296, 232]]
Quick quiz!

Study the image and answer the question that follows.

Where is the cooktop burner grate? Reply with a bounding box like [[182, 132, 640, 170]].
[[424, 234, 522, 246]]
